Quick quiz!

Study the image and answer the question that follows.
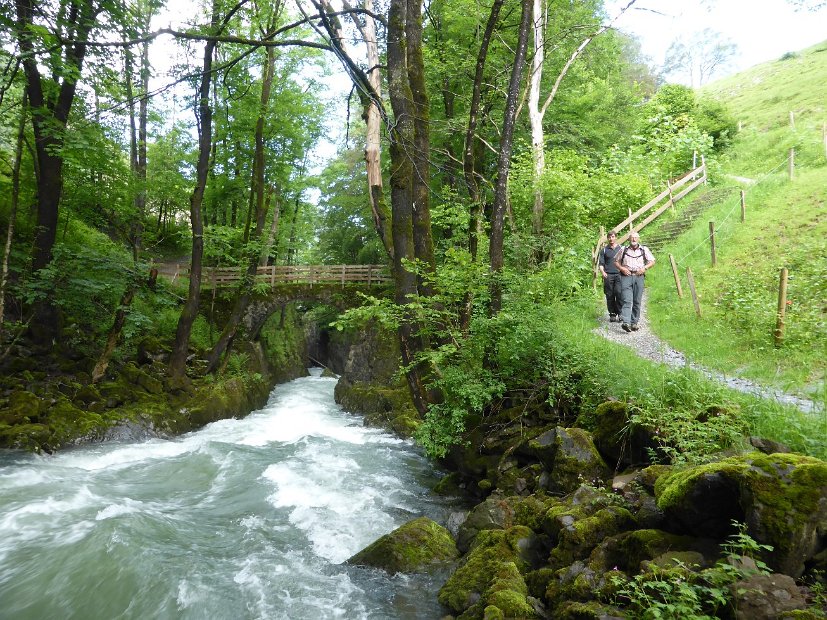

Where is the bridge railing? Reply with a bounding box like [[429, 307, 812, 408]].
[[157, 263, 392, 288]]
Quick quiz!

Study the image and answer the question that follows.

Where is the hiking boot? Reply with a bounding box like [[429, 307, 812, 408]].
[[621, 323, 631, 332], [609, 314, 617, 322], [631, 324, 640, 331]]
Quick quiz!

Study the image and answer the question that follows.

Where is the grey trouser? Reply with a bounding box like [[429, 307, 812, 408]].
[[620, 275, 645, 325], [603, 273, 622, 315]]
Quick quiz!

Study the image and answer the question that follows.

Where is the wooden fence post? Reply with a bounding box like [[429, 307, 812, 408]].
[[823, 122, 826, 160], [709, 221, 717, 267], [686, 267, 702, 318], [701, 154, 707, 184], [669, 254, 683, 298], [692, 150, 697, 169], [774, 267, 788, 347], [667, 180, 675, 211], [628, 208, 633, 233], [789, 148, 795, 180], [740, 190, 746, 223], [738, 120, 742, 132], [789, 110, 795, 129]]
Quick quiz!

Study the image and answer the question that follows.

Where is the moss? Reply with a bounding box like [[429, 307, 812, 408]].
[[655, 453, 827, 574], [439, 526, 534, 614], [481, 605, 505, 620], [554, 600, 626, 620], [617, 529, 703, 572], [334, 379, 420, 438], [2, 390, 43, 424], [514, 495, 557, 530], [348, 516, 458, 574], [433, 471, 465, 496], [549, 506, 636, 568], [547, 427, 611, 494]]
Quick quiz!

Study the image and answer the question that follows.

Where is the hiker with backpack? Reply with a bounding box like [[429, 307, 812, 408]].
[[598, 230, 623, 322], [614, 231, 655, 332]]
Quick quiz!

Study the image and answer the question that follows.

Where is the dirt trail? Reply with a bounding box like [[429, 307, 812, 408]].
[[594, 292, 820, 414]]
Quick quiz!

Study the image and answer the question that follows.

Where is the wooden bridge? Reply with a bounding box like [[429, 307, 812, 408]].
[[157, 263, 392, 288]]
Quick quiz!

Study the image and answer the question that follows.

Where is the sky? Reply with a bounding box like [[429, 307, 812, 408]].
[[607, 0, 827, 84]]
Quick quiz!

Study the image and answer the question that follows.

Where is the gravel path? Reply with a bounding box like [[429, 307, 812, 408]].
[[593, 292, 820, 414]]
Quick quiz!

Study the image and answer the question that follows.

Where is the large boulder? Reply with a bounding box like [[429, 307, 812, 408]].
[[438, 526, 542, 619], [578, 400, 658, 468], [655, 452, 827, 577], [537, 427, 612, 494], [728, 573, 808, 619], [347, 516, 458, 574]]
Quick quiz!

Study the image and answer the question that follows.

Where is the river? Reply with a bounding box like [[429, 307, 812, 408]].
[[0, 369, 461, 619]]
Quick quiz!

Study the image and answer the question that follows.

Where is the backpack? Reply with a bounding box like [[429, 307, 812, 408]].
[[620, 245, 651, 267]]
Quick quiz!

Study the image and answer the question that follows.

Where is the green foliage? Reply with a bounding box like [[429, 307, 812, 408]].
[[612, 522, 772, 619]]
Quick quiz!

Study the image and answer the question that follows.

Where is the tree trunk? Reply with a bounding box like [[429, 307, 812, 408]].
[[361, 0, 393, 258], [14, 0, 99, 342], [0, 92, 27, 338], [260, 187, 279, 266], [464, 0, 504, 261], [490, 0, 533, 315], [529, 0, 546, 262], [206, 27, 279, 374], [168, 5, 219, 382], [406, 0, 436, 297], [387, 0, 430, 416], [91, 287, 136, 383]]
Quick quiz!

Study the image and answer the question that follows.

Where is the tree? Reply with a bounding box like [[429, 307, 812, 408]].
[[489, 0, 532, 315], [662, 29, 737, 87], [13, 0, 109, 342]]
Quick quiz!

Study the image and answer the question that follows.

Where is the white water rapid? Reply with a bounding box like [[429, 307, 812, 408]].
[[0, 369, 459, 619]]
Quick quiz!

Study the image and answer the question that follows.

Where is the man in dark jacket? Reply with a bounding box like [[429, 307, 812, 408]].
[[598, 230, 623, 322]]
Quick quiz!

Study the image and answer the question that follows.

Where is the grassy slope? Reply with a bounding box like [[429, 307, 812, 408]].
[[643, 41, 827, 405]]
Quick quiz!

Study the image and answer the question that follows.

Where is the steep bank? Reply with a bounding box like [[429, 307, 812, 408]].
[[0, 304, 308, 452], [323, 323, 827, 617]]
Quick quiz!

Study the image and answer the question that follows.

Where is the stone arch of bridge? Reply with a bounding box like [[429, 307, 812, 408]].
[[241, 283, 388, 340]]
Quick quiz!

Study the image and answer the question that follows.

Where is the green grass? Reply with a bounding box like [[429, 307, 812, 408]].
[[638, 41, 827, 404]]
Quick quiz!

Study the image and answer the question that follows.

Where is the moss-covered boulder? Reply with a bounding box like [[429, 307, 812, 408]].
[[121, 362, 164, 395], [655, 453, 827, 577], [333, 376, 420, 438], [439, 526, 542, 619], [539, 427, 612, 495], [347, 516, 458, 574], [548, 506, 637, 569], [457, 496, 518, 552], [1, 390, 42, 425], [579, 400, 657, 468]]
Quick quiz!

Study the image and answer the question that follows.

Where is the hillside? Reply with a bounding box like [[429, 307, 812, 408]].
[[643, 40, 827, 407]]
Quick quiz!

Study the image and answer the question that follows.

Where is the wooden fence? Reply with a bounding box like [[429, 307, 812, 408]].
[[592, 162, 707, 282], [157, 264, 392, 288]]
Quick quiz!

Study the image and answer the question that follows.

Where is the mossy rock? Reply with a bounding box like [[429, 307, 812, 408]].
[[584, 400, 658, 468], [334, 377, 419, 438], [433, 471, 466, 496], [548, 506, 637, 569], [0, 422, 51, 450], [542, 427, 612, 495], [593, 529, 713, 574], [439, 526, 537, 616], [1, 390, 42, 424], [553, 600, 626, 620], [121, 363, 164, 395], [73, 384, 102, 406], [655, 452, 827, 577], [347, 516, 458, 574], [456, 496, 518, 553]]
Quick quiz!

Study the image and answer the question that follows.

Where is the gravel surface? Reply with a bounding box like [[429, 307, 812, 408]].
[[593, 292, 820, 414]]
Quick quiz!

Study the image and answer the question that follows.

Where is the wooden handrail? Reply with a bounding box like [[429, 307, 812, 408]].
[[592, 162, 707, 285], [156, 264, 392, 288]]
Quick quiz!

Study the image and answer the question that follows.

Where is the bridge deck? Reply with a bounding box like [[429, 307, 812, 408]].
[[156, 263, 392, 287]]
